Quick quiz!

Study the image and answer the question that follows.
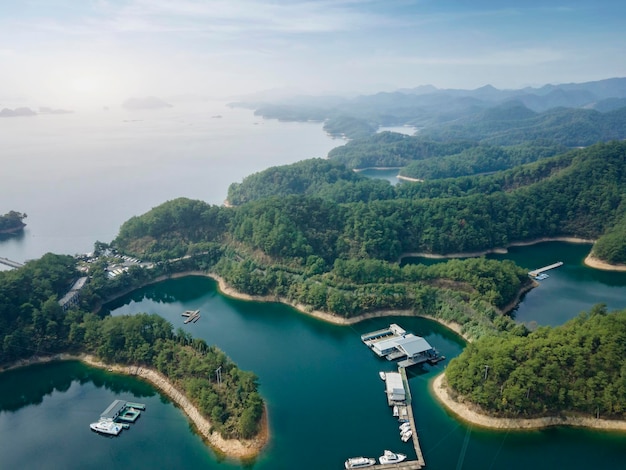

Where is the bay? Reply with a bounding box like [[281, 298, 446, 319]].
[[4, 275, 626, 469], [402, 241, 626, 327]]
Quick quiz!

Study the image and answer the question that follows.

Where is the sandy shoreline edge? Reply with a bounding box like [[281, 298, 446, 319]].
[[431, 373, 626, 432], [1, 353, 268, 460]]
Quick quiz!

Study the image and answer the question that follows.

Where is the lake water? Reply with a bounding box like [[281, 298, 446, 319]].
[[2, 110, 626, 469], [0, 102, 341, 262], [402, 241, 626, 327], [3, 276, 626, 469]]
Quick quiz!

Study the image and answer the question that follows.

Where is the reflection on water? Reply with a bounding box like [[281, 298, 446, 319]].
[[403, 241, 626, 327], [0, 361, 156, 413], [4, 243, 626, 468]]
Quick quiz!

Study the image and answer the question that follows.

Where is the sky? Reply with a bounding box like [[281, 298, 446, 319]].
[[1, 0, 625, 107]]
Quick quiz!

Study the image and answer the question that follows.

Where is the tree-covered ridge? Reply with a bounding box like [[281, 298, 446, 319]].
[[269, 143, 623, 257], [117, 141, 626, 267], [0, 255, 264, 440], [322, 115, 378, 139], [419, 105, 626, 146], [399, 142, 566, 180], [328, 132, 477, 169], [115, 198, 230, 260], [0, 211, 27, 233], [446, 306, 626, 418], [226, 159, 363, 206]]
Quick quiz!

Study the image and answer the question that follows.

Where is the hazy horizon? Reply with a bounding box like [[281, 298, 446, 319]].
[[2, 0, 625, 109]]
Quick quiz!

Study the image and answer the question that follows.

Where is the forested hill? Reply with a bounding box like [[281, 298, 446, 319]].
[[417, 104, 626, 147], [327, 131, 567, 176], [446, 306, 626, 419], [120, 141, 626, 267]]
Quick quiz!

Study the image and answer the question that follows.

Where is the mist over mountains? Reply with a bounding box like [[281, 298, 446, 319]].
[[232, 77, 626, 143]]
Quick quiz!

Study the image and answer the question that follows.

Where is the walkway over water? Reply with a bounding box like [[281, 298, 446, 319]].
[[0, 257, 23, 268], [529, 261, 563, 277]]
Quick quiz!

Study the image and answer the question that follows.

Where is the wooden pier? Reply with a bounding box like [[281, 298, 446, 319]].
[[0, 257, 24, 269], [529, 261, 563, 278], [400, 367, 425, 468]]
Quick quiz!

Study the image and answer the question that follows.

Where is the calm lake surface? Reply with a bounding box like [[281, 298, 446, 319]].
[[2, 112, 626, 468], [403, 241, 626, 327], [0, 102, 341, 262], [3, 275, 626, 469]]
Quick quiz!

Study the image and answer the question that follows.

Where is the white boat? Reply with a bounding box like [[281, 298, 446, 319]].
[[344, 456, 376, 468], [379, 450, 408, 465], [379, 371, 386, 381], [399, 422, 411, 432], [401, 430, 413, 442], [392, 405, 399, 417], [90, 420, 123, 436]]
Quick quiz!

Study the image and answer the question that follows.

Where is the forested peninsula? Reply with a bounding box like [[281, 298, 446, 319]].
[[0, 254, 267, 459], [109, 138, 626, 423]]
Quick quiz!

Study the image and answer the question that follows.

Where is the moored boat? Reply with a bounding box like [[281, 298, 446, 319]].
[[379, 371, 386, 381], [401, 430, 412, 442], [399, 422, 411, 432], [344, 456, 376, 468], [90, 419, 123, 436], [379, 450, 407, 465]]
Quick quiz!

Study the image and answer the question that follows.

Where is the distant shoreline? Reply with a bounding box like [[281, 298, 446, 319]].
[[398, 237, 626, 271], [431, 372, 626, 432], [0, 353, 268, 460], [399, 236, 594, 261]]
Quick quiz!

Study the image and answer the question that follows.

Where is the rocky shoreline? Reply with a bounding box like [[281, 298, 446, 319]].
[[431, 372, 626, 431], [1, 354, 268, 460]]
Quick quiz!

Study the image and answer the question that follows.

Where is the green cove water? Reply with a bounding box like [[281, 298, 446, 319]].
[[3, 265, 626, 469], [403, 241, 626, 327]]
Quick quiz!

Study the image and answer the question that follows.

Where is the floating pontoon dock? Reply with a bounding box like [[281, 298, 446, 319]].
[[125, 402, 146, 410], [92, 400, 146, 434], [183, 309, 200, 324], [361, 323, 406, 344], [529, 261, 563, 279], [362, 324, 443, 367]]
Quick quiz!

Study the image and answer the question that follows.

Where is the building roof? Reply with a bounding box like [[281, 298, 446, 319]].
[[101, 400, 126, 420], [385, 372, 405, 396], [397, 335, 433, 357], [372, 336, 402, 354]]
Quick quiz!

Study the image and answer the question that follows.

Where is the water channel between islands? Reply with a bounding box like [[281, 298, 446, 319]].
[[3, 241, 626, 469]]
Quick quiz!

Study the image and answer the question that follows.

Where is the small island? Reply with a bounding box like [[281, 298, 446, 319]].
[[0, 211, 27, 234]]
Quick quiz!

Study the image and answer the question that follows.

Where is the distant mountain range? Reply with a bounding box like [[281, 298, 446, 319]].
[[231, 77, 626, 139]]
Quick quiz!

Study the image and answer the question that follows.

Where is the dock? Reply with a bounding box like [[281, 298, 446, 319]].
[[94, 400, 146, 429], [362, 324, 443, 367], [0, 257, 24, 269], [361, 324, 406, 344], [343, 366, 424, 469], [529, 261, 563, 278], [400, 367, 425, 468], [182, 309, 200, 324]]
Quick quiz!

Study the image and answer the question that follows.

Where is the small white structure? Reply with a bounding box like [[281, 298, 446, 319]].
[[385, 372, 405, 404]]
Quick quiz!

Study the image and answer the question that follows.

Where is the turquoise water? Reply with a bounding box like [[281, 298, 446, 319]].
[[3, 270, 626, 469], [403, 241, 626, 327]]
